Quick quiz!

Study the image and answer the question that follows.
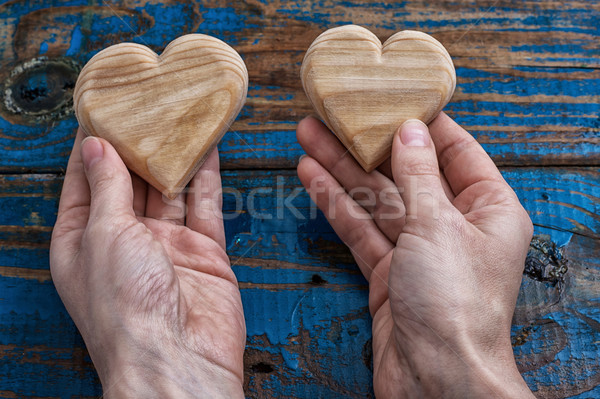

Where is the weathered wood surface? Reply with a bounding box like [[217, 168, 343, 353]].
[[0, 0, 599, 398], [0, 0, 599, 171], [1, 168, 600, 398]]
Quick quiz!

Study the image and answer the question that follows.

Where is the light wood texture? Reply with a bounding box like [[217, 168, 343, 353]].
[[73, 34, 248, 198], [301, 25, 456, 172]]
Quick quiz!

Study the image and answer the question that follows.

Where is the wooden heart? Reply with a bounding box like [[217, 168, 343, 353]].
[[301, 25, 456, 172], [73, 34, 248, 198]]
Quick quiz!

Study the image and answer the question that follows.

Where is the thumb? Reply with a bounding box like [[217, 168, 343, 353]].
[[80, 136, 135, 221], [392, 120, 448, 225]]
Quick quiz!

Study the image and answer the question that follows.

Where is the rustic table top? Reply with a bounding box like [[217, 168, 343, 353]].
[[0, 1, 599, 398]]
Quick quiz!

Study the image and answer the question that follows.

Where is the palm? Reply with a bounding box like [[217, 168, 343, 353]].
[[296, 117, 411, 393], [134, 218, 245, 376], [296, 113, 526, 397], [50, 130, 245, 391]]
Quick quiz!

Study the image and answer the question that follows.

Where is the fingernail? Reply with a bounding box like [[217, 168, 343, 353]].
[[298, 154, 307, 164], [400, 119, 429, 147], [81, 136, 104, 170]]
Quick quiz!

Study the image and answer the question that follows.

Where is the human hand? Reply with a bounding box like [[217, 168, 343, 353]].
[[50, 131, 245, 398], [297, 113, 534, 398]]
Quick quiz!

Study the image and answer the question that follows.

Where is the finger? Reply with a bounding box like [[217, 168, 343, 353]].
[[379, 153, 455, 202], [80, 136, 136, 221], [298, 155, 393, 282], [186, 148, 226, 250], [297, 116, 405, 242], [376, 157, 393, 180], [57, 129, 90, 216], [440, 171, 456, 202], [391, 120, 449, 225], [145, 185, 186, 225], [131, 172, 147, 217], [51, 129, 90, 277], [429, 112, 507, 196]]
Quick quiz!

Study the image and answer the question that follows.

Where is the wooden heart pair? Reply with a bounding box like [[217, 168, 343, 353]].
[[74, 26, 456, 199]]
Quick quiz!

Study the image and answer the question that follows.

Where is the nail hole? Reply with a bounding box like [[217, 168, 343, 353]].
[[250, 362, 274, 373], [310, 274, 327, 285]]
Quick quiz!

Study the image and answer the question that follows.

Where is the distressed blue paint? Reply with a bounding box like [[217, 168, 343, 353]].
[[132, 2, 197, 47], [1, 65, 598, 171], [0, 247, 50, 269], [568, 385, 600, 399], [1, 168, 600, 396], [200, 7, 258, 35], [338, 1, 407, 9], [248, 85, 295, 101], [273, 4, 600, 37], [0, 278, 100, 397], [449, 99, 599, 126], [521, 311, 600, 393], [511, 306, 600, 395], [455, 66, 600, 97], [0, 0, 599, 396], [0, 278, 65, 321], [0, 116, 78, 171], [65, 25, 82, 56], [0, 2, 598, 171], [242, 288, 372, 397], [513, 66, 596, 74], [511, 43, 600, 56], [503, 168, 600, 245], [218, 129, 303, 165]]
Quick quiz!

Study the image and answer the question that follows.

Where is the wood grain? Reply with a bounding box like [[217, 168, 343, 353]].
[[0, 1, 598, 171], [301, 25, 456, 171], [1, 169, 600, 397], [73, 34, 248, 198], [0, 0, 599, 398]]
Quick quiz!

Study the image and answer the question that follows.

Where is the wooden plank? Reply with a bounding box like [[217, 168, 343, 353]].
[[0, 1, 598, 171], [0, 168, 599, 397]]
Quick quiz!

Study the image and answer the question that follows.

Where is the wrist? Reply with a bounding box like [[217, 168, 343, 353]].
[[101, 364, 244, 399], [101, 357, 245, 399], [92, 337, 244, 399], [397, 332, 533, 398]]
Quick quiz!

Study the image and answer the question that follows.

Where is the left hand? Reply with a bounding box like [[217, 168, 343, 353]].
[[50, 130, 245, 398]]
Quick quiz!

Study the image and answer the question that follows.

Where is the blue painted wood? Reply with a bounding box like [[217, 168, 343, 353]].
[[0, 0, 598, 171], [0, 168, 599, 397], [0, 0, 599, 397]]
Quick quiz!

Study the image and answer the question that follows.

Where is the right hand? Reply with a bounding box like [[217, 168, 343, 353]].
[[297, 113, 534, 398]]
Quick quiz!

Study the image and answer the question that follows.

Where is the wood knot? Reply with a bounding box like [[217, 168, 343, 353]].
[[1, 57, 81, 126], [525, 236, 568, 287]]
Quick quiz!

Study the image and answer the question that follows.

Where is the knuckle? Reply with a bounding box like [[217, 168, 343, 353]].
[[91, 167, 127, 194], [520, 208, 534, 240], [399, 157, 439, 177], [437, 135, 478, 170]]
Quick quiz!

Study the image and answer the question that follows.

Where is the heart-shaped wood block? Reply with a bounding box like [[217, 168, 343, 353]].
[[301, 25, 456, 172], [73, 34, 248, 198]]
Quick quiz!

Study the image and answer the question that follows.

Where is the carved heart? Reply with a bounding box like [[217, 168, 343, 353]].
[[301, 25, 456, 172], [73, 34, 248, 198]]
